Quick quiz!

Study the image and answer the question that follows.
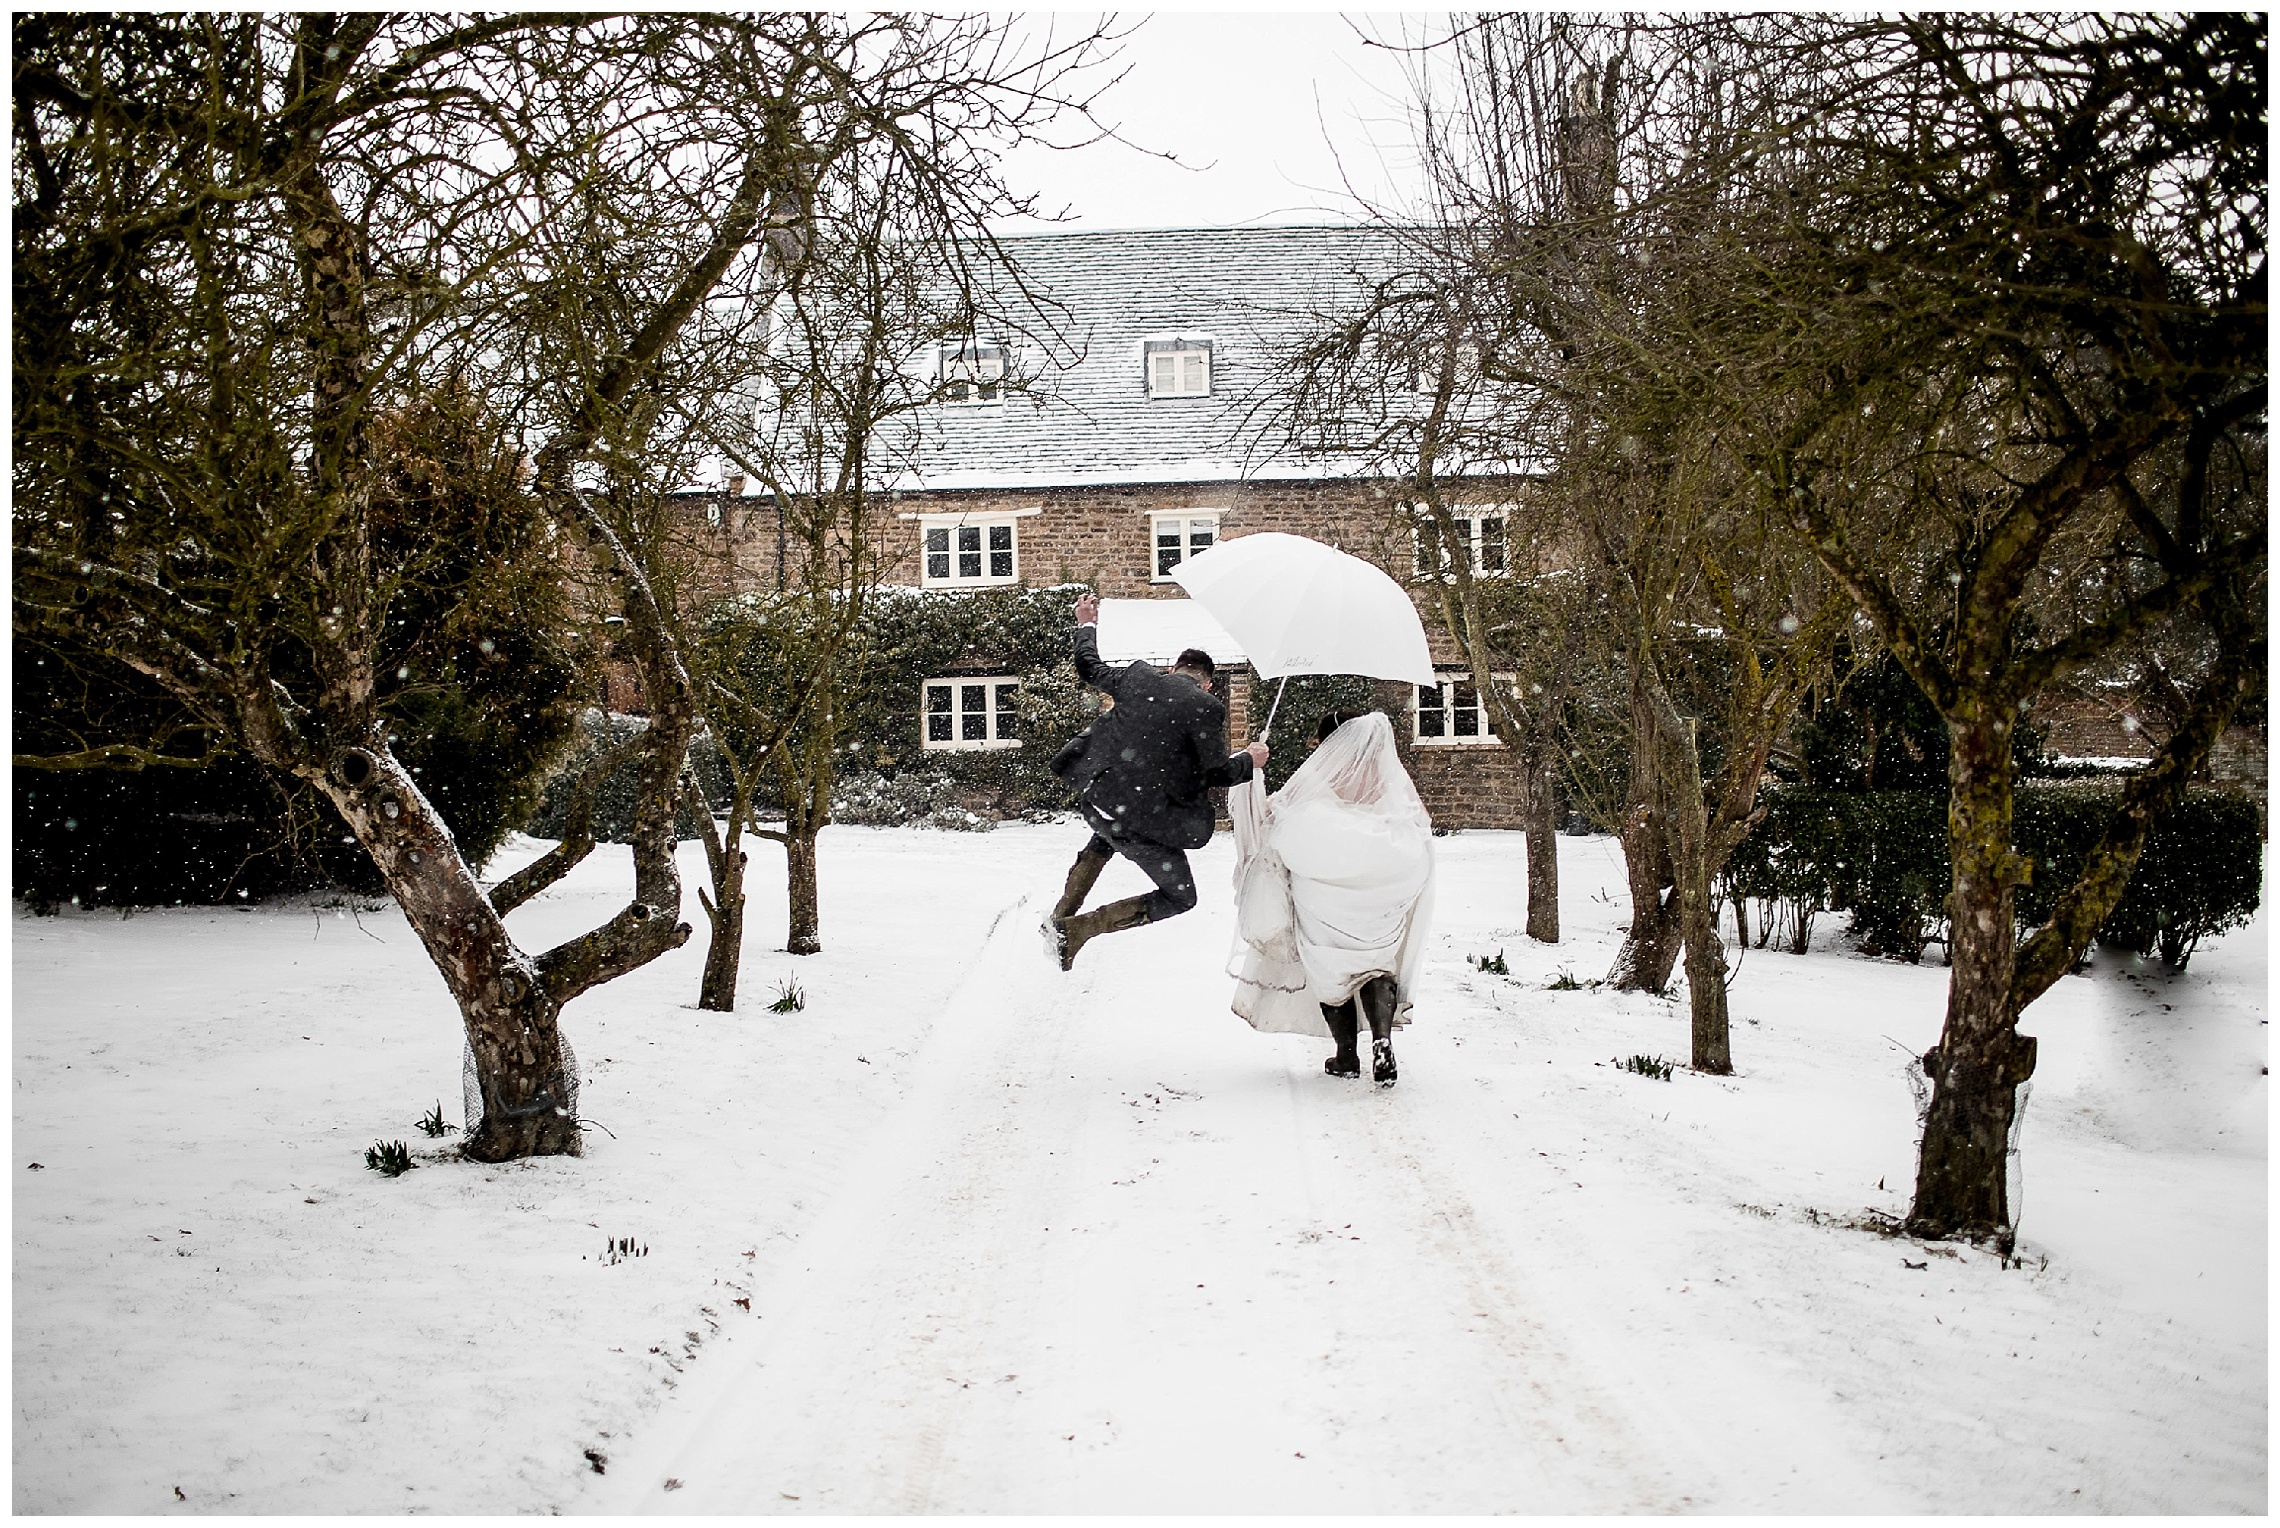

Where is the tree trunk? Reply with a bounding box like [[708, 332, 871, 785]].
[[1607, 685, 1682, 989], [691, 765, 755, 1012], [318, 743, 582, 1160], [1523, 721, 1561, 943], [1660, 718, 1733, 1073], [775, 711, 836, 957], [785, 830, 820, 955], [1907, 705, 2035, 1241], [1609, 815, 1682, 989], [1673, 825, 1732, 1074], [698, 841, 749, 1009]]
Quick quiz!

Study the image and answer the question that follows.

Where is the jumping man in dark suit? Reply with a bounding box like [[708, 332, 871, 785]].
[[1043, 591, 1269, 970]]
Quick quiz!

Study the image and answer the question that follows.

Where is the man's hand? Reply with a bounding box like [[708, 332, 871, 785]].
[[1073, 592, 1099, 626], [1246, 741, 1269, 769]]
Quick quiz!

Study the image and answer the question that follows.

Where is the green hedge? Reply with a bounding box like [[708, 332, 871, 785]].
[[527, 583, 1101, 842], [1721, 782, 2263, 968], [16, 394, 580, 909], [841, 582, 1097, 822], [522, 711, 729, 845]]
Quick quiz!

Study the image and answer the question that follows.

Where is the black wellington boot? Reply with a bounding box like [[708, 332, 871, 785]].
[[1321, 1000, 1361, 1078], [1361, 974, 1398, 1087]]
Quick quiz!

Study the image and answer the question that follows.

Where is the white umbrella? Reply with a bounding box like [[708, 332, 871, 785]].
[[1170, 531, 1437, 737]]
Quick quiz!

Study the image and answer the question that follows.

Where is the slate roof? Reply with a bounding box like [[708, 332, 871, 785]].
[[887, 225, 1410, 492]]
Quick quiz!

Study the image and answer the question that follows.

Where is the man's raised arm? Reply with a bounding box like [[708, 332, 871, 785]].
[[1072, 592, 1115, 690]]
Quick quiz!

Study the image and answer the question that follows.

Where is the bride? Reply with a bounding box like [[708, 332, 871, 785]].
[[1227, 709, 1436, 1087]]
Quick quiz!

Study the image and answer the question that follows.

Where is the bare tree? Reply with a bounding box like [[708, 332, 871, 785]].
[[675, 19, 1112, 992], [1280, 16, 1847, 1071], [11, 14, 1111, 1152], [1260, 230, 1587, 942], [1684, 14, 2265, 1241]]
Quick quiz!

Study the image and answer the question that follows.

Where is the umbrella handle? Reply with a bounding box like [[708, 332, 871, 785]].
[[1258, 675, 1290, 743]]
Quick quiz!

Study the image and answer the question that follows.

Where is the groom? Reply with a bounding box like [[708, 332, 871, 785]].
[[1043, 592, 1268, 970]]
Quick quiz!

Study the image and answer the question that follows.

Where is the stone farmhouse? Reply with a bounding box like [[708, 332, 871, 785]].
[[682, 225, 1539, 830]]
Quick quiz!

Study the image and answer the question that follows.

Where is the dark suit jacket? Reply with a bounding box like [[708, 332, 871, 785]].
[[1052, 625, 1254, 850]]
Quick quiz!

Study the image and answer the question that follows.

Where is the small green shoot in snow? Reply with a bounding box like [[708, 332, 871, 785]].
[[364, 1139, 415, 1176]]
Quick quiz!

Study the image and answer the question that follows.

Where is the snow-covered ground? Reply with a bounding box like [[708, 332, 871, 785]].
[[13, 824, 2267, 1513]]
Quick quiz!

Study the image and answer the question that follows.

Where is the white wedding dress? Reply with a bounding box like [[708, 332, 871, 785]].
[[1227, 712, 1436, 1037]]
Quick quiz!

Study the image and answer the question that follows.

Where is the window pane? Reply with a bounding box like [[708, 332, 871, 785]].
[[961, 712, 988, 741], [1451, 519, 1472, 572], [977, 380, 999, 402], [957, 526, 980, 552], [1151, 354, 1174, 393], [927, 553, 950, 580], [1417, 686, 1445, 737], [987, 524, 1011, 551], [925, 528, 949, 553], [989, 550, 1012, 579], [995, 683, 1020, 737], [1182, 352, 1206, 392], [928, 714, 953, 742], [960, 683, 987, 712], [1479, 515, 1506, 571], [927, 685, 952, 713], [1157, 524, 1182, 577], [959, 550, 982, 579], [1189, 520, 1215, 553]]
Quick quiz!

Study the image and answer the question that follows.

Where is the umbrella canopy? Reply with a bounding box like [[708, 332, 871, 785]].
[[1170, 532, 1437, 686]]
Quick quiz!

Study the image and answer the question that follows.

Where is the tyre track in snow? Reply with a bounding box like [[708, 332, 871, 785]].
[[1330, 1044, 1905, 1512], [596, 857, 1876, 1512], [1267, 1044, 1680, 1512], [600, 892, 1093, 1512]]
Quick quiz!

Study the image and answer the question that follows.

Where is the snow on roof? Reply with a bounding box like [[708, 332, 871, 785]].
[[668, 227, 1539, 496], [884, 226, 1535, 491], [1095, 597, 1247, 669]]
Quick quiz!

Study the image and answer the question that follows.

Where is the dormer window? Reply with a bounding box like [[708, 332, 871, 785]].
[[1144, 337, 1213, 398], [941, 340, 1005, 404]]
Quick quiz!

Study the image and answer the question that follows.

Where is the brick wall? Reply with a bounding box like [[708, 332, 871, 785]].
[[669, 478, 1540, 829]]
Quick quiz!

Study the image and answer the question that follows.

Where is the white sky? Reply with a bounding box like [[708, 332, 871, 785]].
[[990, 13, 1438, 233]]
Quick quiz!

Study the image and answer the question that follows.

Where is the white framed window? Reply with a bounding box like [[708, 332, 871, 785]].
[[941, 340, 1006, 404], [923, 676, 1021, 751], [1413, 673, 1510, 746], [1149, 511, 1221, 581], [920, 516, 1020, 587], [1412, 512, 1508, 578], [1144, 337, 1213, 397]]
